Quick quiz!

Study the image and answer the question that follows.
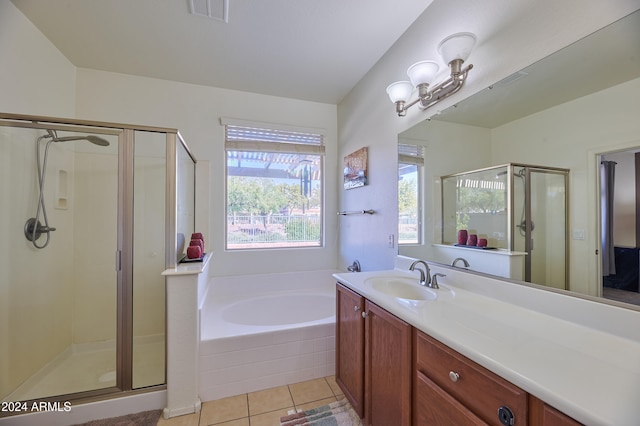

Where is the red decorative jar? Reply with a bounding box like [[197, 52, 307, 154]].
[[457, 230, 468, 245]]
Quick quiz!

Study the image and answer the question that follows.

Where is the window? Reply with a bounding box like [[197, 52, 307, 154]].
[[398, 144, 423, 245], [224, 121, 324, 250]]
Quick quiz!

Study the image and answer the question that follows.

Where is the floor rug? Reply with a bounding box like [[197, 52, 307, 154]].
[[280, 399, 362, 426], [73, 409, 162, 426]]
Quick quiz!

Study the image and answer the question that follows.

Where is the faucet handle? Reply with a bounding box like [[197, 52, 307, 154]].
[[431, 273, 446, 289]]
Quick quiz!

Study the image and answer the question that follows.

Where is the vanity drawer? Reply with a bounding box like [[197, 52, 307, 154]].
[[415, 331, 527, 426], [415, 370, 488, 425]]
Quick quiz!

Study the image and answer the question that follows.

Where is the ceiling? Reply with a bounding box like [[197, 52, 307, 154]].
[[10, 0, 435, 104]]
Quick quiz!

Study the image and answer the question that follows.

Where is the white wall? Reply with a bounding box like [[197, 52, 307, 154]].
[[337, 0, 639, 273], [0, 1, 76, 116], [74, 69, 339, 276]]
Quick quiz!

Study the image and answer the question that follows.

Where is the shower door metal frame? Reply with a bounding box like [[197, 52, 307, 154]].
[[117, 129, 134, 392], [0, 113, 184, 408], [510, 164, 570, 288]]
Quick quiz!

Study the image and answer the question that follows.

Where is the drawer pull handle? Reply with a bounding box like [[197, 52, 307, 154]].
[[362, 311, 368, 319], [354, 306, 360, 312], [449, 371, 460, 382], [497, 406, 515, 426]]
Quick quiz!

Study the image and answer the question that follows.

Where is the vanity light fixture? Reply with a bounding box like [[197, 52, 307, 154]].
[[386, 32, 476, 117]]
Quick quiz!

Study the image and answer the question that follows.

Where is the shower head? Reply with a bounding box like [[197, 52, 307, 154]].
[[54, 135, 110, 146], [45, 129, 110, 146]]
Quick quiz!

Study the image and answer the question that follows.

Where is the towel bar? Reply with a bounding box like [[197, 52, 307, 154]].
[[337, 210, 375, 216]]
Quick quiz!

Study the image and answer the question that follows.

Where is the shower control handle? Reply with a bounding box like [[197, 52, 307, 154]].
[[24, 217, 56, 243]]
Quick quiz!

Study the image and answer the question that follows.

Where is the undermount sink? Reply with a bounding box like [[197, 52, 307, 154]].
[[365, 277, 437, 301]]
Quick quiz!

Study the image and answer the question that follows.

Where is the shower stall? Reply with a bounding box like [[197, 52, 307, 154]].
[[0, 113, 195, 408], [442, 163, 569, 289]]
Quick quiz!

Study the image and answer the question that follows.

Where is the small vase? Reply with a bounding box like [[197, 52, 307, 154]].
[[457, 230, 468, 245], [477, 238, 488, 248], [466, 234, 478, 246]]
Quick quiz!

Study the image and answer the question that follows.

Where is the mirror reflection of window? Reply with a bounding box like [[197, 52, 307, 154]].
[[398, 144, 424, 245]]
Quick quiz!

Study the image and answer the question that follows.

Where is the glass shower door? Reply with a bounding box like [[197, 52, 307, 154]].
[[132, 130, 167, 389], [513, 166, 568, 289], [0, 126, 120, 402]]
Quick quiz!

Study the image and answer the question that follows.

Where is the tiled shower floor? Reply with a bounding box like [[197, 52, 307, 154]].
[[6, 338, 165, 402]]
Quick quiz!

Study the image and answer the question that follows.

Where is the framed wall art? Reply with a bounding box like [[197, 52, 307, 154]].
[[343, 147, 368, 190]]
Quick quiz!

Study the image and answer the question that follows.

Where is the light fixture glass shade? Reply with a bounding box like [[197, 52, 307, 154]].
[[386, 81, 414, 103], [438, 32, 477, 64], [406, 60, 440, 87]]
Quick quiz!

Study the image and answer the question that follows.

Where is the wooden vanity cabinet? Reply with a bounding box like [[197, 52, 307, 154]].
[[335, 284, 412, 425], [335, 283, 365, 417], [414, 330, 528, 426], [337, 283, 581, 426], [528, 396, 583, 426], [415, 370, 488, 425], [364, 299, 412, 426]]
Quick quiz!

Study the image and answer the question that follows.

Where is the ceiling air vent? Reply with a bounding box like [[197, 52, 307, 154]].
[[495, 71, 529, 87], [189, 0, 229, 23]]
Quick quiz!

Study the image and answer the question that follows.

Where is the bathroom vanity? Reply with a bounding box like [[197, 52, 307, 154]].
[[334, 262, 640, 425]]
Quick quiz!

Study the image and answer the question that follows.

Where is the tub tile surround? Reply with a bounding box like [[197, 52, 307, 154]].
[[333, 256, 640, 425], [199, 270, 339, 402]]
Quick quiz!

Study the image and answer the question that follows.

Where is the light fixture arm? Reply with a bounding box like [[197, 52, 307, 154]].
[[387, 32, 477, 117], [418, 62, 473, 110], [395, 62, 473, 116]]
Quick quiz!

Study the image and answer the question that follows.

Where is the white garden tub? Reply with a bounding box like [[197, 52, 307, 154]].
[[199, 269, 338, 401]]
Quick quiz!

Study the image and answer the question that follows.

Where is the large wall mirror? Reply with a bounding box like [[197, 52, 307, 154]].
[[397, 10, 640, 310]]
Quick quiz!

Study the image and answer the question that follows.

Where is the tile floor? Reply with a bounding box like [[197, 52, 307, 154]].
[[157, 376, 345, 426]]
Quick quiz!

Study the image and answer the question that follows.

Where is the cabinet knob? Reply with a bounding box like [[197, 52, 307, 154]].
[[354, 305, 360, 312], [449, 371, 460, 382], [361, 311, 368, 319]]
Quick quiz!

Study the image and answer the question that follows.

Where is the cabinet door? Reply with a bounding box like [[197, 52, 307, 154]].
[[365, 300, 412, 426], [529, 395, 583, 426], [335, 284, 365, 418], [415, 370, 488, 426]]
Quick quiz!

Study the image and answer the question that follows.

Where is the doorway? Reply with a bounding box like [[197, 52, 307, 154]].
[[599, 148, 640, 306]]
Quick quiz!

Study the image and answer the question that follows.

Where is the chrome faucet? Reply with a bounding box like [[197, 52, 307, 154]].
[[451, 257, 470, 268], [431, 273, 446, 289], [409, 260, 432, 288], [347, 259, 361, 272]]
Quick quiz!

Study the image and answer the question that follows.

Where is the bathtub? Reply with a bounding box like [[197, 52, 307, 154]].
[[199, 269, 339, 401]]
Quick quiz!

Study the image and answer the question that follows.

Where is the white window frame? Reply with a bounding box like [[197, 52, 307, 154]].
[[398, 143, 424, 245], [222, 118, 325, 251]]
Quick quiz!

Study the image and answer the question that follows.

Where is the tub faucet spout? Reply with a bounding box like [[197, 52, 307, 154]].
[[409, 260, 432, 287], [452, 257, 470, 268]]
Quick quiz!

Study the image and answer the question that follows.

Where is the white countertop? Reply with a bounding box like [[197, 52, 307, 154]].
[[333, 264, 640, 426], [162, 253, 212, 276]]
